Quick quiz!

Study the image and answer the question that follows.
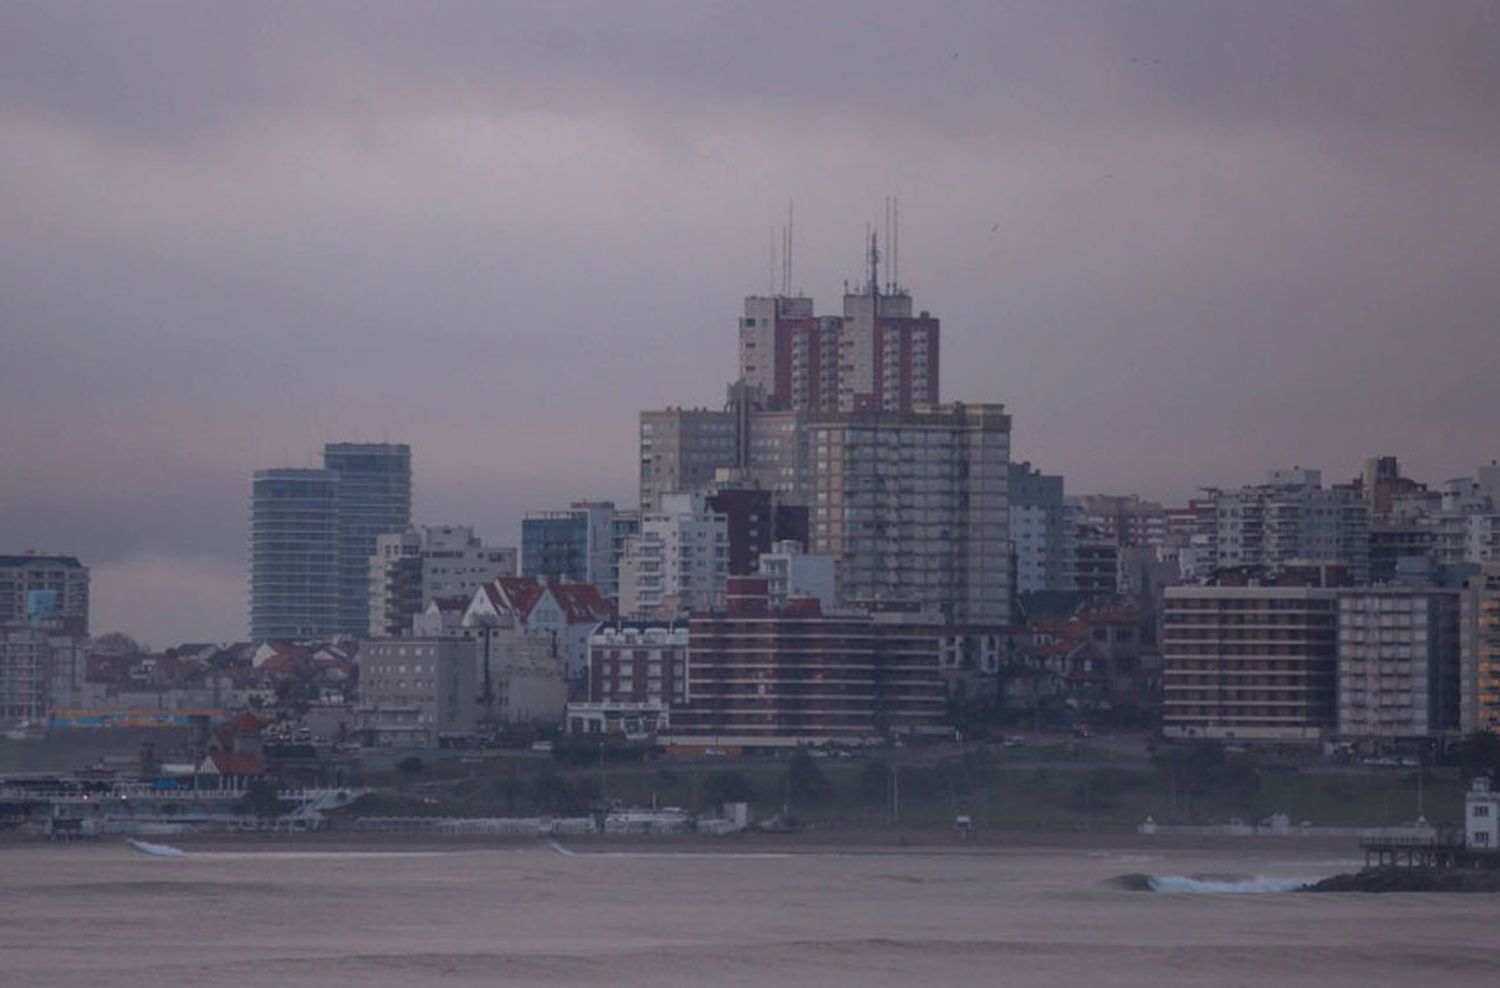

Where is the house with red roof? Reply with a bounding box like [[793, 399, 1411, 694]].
[[197, 751, 266, 789], [462, 576, 614, 698]]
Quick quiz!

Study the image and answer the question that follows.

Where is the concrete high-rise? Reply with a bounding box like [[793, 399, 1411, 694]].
[[1162, 585, 1339, 741], [638, 408, 737, 512], [324, 443, 412, 637], [737, 255, 939, 414], [807, 403, 1011, 626]]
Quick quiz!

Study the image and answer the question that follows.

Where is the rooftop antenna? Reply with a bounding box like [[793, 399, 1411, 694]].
[[867, 225, 880, 298], [769, 227, 777, 295], [884, 196, 892, 293], [784, 200, 794, 297], [893, 196, 900, 293]]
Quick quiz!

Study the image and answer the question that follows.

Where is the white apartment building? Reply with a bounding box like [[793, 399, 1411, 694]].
[[368, 525, 517, 638], [1212, 469, 1369, 581], [1337, 590, 1460, 740], [757, 540, 838, 610], [618, 492, 729, 618], [808, 403, 1012, 626]]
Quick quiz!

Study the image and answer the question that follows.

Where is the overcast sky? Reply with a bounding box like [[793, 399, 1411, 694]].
[[3, 1, 1498, 646]]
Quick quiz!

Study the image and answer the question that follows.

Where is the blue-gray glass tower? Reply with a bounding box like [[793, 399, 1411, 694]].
[[249, 443, 411, 640], [250, 469, 340, 640], [521, 514, 590, 585], [323, 443, 412, 637]]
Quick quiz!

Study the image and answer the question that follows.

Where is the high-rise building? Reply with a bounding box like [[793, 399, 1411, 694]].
[[1009, 464, 1070, 595], [808, 403, 1011, 625], [368, 525, 517, 638], [638, 408, 738, 512], [1161, 585, 1339, 741], [618, 491, 729, 618], [1211, 468, 1369, 582], [1461, 565, 1500, 734], [738, 237, 939, 415], [0, 553, 89, 634], [250, 442, 410, 641], [1337, 590, 1461, 740], [250, 468, 340, 640], [324, 443, 412, 637]]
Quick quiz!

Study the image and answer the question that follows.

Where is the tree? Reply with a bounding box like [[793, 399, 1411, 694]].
[[859, 757, 891, 804], [785, 748, 830, 803], [238, 779, 288, 819], [706, 769, 755, 805], [1458, 731, 1500, 782]]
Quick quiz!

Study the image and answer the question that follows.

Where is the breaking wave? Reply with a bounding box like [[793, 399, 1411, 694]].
[[1147, 874, 1312, 894], [126, 839, 187, 858], [1111, 872, 1314, 893]]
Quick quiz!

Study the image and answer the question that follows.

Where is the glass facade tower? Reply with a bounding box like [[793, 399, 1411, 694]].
[[324, 443, 412, 637], [250, 469, 340, 640], [250, 443, 411, 641]]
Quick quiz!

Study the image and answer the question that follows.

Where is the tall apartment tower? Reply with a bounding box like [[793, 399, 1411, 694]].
[[1461, 565, 1500, 734], [737, 255, 939, 414], [1009, 463, 1071, 595], [251, 442, 411, 641], [250, 468, 341, 640], [638, 408, 738, 512], [808, 403, 1012, 626], [324, 443, 412, 637]]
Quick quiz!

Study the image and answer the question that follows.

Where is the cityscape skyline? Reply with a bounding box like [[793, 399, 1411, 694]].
[[4, 3, 1499, 645]]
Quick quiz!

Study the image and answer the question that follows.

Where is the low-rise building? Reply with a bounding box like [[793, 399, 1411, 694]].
[[355, 638, 478, 746], [566, 621, 688, 738]]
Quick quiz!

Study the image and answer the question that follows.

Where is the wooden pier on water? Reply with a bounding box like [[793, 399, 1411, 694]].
[[1359, 829, 1499, 871]]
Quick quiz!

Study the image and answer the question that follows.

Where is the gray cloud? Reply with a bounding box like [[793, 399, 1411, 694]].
[[2, 1, 1498, 643]]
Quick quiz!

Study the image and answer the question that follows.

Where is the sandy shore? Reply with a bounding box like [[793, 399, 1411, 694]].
[[3, 825, 1360, 859]]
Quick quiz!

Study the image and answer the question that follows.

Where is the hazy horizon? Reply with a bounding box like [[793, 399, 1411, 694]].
[[4, 2, 1498, 645]]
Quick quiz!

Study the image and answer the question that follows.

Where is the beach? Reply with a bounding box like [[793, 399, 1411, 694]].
[[3, 833, 1497, 987]]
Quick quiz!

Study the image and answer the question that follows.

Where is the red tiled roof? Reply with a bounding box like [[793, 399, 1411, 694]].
[[202, 752, 264, 776], [551, 583, 615, 623], [494, 576, 547, 619]]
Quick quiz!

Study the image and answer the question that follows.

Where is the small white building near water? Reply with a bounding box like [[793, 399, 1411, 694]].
[[1466, 777, 1500, 851]]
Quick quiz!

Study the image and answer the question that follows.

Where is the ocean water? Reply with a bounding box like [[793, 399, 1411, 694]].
[[3, 841, 1497, 987]]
